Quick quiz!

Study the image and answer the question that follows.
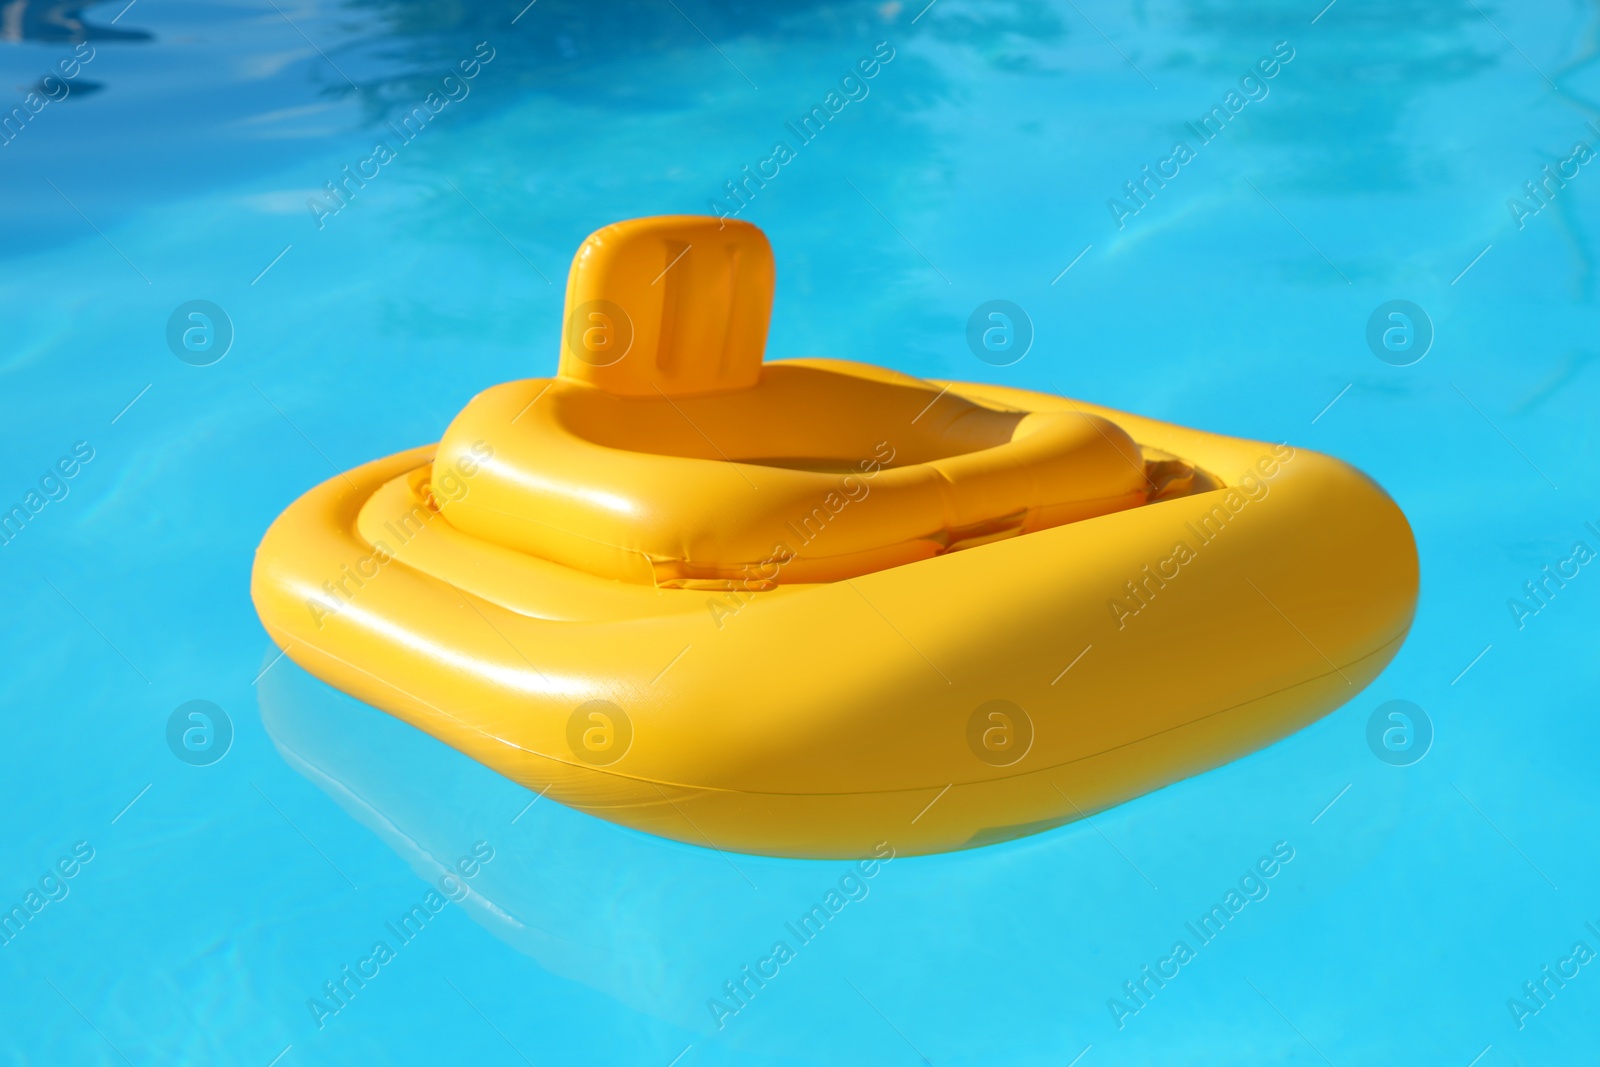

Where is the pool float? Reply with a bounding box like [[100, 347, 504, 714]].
[[251, 215, 1419, 859]]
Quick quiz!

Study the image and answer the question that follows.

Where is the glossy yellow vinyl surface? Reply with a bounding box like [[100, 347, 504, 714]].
[[434, 361, 1154, 587], [250, 216, 1419, 858]]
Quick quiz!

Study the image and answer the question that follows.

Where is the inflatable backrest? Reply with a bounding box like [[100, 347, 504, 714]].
[[557, 216, 775, 397]]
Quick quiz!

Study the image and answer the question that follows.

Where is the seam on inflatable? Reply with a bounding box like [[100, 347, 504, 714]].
[[322, 623, 1409, 799]]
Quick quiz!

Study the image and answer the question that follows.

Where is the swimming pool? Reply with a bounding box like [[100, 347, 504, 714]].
[[2, 0, 1596, 1063]]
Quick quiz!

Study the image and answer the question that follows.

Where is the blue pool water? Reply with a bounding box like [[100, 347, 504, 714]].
[[2, 1, 1598, 1063]]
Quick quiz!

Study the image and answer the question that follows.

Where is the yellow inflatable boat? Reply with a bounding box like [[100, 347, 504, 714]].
[[251, 215, 1418, 858]]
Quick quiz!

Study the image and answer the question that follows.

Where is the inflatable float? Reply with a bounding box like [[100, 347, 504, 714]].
[[251, 215, 1419, 859]]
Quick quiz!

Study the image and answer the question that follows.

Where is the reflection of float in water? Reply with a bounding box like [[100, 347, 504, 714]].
[[256, 654, 911, 1038]]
